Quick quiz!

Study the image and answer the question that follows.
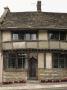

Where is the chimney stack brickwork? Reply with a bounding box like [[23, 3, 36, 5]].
[[37, 1, 41, 12]]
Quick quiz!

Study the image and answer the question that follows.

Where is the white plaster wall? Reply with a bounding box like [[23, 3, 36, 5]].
[[38, 53, 44, 68], [38, 31, 48, 40], [2, 31, 11, 42], [27, 42, 37, 48], [0, 52, 3, 83], [13, 42, 26, 49], [46, 53, 52, 69]]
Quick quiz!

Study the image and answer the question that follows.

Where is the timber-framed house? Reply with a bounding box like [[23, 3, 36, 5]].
[[0, 1, 67, 83]]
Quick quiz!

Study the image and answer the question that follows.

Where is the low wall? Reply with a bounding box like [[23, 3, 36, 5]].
[[3, 70, 27, 82], [38, 68, 67, 81], [3, 69, 67, 82]]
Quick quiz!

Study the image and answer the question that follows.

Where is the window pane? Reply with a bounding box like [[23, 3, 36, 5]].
[[17, 53, 26, 68], [49, 33, 54, 39], [22, 57, 25, 68], [53, 54, 58, 68], [13, 34, 18, 40], [18, 57, 22, 68], [60, 32, 66, 40], [49, 32, 59, 40], [59, 59, 64, 68], [3, 54, 8, 69], [26, 34, 30, 40], [53, 59, 58, 68], [8, 57, 16, 68], [8, 54, 16, 68], [64, 55, 67, 68], [19, 33, 25, 40], [31, 34, 37, 40], [58, 54, 64, 68], [54, 32, 59, 40]]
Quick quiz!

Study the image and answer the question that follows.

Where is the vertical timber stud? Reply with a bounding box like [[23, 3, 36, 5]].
[[0, 31, 3, 83]]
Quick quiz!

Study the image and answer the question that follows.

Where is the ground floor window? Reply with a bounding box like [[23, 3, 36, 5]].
[[53, 53, 67, 68], [3, 51, 27, 69]]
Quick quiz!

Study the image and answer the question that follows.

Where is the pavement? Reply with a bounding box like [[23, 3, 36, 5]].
[[0, 82, 67, 90]]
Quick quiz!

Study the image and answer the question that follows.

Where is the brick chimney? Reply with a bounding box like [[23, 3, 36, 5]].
[[37, 1, 41, 12]]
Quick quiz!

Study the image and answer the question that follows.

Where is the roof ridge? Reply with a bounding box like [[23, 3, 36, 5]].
[[10, 11, 67, 14]]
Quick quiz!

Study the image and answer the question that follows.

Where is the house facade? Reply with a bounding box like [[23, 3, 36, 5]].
[[0, 1, 67, 83]]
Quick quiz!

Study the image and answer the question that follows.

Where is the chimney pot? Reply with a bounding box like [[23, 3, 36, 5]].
[[37, 1, 41, 12], [4, 7, 10, 12]]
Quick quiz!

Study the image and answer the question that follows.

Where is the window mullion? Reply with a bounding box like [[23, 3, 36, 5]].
[[22, 57, 23, 68], [16, 53, 18, 69], [6, 54, 10, 68], [64, 55, 65, 68], [30, 33, 31, 40], [59, 32, 60, 41], [58, 55, 59, 68]]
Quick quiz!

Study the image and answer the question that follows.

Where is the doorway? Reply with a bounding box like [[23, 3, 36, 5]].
[[28, 57, 37, 80]]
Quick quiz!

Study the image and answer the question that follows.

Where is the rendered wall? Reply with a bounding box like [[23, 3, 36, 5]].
[[46, 53, 52, 69], [38, 68, 67, 81], [2, 31, 11, 42], [38, 31, 48, 40], [38, 53, 45, 69]]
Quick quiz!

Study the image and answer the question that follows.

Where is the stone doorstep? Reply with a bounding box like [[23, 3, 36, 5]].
[[27, 80, 39, 84]]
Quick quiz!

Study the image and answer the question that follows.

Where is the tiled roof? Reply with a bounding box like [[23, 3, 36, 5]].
[[1, 11, 67, 30]]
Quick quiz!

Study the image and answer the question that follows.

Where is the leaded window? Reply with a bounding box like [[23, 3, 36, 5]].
[[3, 52, 27, 69], [12, 32, 37, 40], [53, 53, 67, 68], [60, 32, 66, 40], [49, 31, 66, 41], [49, 32, 59, 40]]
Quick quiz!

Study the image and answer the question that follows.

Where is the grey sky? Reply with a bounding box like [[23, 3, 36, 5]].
[[0, 0, 67, 16]]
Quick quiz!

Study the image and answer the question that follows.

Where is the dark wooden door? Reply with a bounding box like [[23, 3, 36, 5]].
[[28, 57, 37, 79]]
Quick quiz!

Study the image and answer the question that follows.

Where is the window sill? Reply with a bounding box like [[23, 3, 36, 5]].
[[4, 68, 26, 72]]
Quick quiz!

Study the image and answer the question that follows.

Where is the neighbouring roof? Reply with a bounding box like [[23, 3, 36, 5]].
[[1, 10, 67, 30]]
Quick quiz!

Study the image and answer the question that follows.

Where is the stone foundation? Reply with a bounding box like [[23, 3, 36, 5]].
[[38, 68, 67, 81], [3, 70, 27, 83]]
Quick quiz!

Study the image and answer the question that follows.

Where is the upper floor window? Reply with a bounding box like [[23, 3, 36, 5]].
[[12, 32, 37, 40], [49, 31, 66, 41], [49, 32, 59, 40]]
